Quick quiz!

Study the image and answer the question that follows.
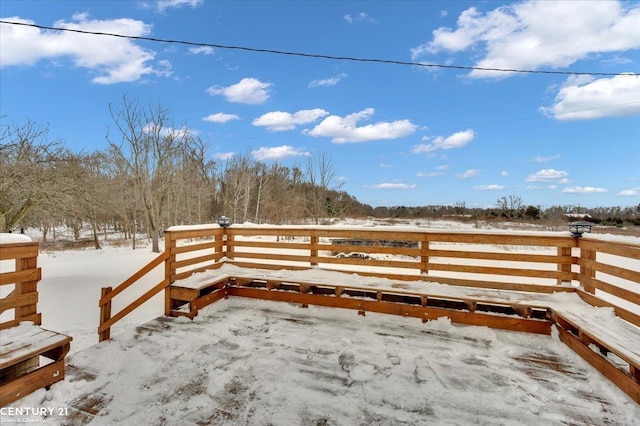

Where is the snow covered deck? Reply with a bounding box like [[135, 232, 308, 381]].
[[88, 224, 639, 420], [61, 298, 640, 424], [171, 264, 640, 376]]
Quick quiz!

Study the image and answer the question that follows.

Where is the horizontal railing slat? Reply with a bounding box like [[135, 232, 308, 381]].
[[0, 268, 41, 286], [0, 243, 39, 260], [231, 240, 313, 251], [99, 252, 168, 306], [169, 228, 223, 240], [229, 251, 314, 264], [174, 240, 221, 254], [428, 250, 568, 264], [0, 292, 38, 313], [581, 276, 640, 306], [98, 278, 170, 334], [428, 262, 567, 280], [321, 244, 421, 257], [579, 239, 640, 258], [172, 253, 219, 270], [316, 256, 420, 270], [579, 258, 640, 284]]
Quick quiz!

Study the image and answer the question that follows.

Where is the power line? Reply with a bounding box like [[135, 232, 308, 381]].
[[1, 19, 636, 78]]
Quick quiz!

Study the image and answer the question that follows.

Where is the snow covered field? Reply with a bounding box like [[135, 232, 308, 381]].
[[1, 221, 639, 424]]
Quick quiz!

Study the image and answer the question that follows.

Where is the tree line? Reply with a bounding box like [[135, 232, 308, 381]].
[[370, 199, 640, 226], [1, 96, 369, 251], [2, 96, 638, 252]]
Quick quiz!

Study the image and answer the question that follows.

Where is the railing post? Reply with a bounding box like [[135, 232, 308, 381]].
[[578, 239, 596, 294], [557, 245, 572, 285], [310, 230, 318, 267], [15, 251, 39, 324], [164, 230, 176, 316], [99, 287, 112, 342], [225, 227, 234, 260], [421, 234, 430, 275]]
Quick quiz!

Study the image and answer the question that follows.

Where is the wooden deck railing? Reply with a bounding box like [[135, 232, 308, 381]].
[[576, 238, 640, 326], [99, 225, 640, 340], [98, 251, 169, 342], [222, 227, 578, 290], [0, 241, 42, 330], [98, 225, 225, 341], [1, 240, 73, 407]]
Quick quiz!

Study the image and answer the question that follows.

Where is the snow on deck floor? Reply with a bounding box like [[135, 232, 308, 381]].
[[179, 263, 640, 367], [9, 298, 640, 426]]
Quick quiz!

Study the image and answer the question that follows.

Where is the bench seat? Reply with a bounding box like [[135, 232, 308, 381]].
[[0, 322, 72, 406]]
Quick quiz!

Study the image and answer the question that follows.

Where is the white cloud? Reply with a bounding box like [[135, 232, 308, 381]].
[[526, 184, 557, 190], [309, 73, 348, 88], [526, 169, 568, 182], [0, 15, 163, 84], [412, 129, 474, 153], [251, 145, 310, 161], [475, 184, 505, 190], [617, 188, 638, 196], [202, 113, 239, 124], [206, 78, 272, 104], [213, 152, 235, 161], [154, 0, 203, 12], [305, 108, 416, 143], [420, 165, 450, 177], [412, 1, 640, 78], [344, 13, 375, 24], [501, 171, 509, 176], [252, 109, 329, 132], [562, 186, 608, 194], [532, 154, 560, 163], [366, 183, 416, 190], [142, 124, 197, 138], [380, 163, 392, 168], [456, 169, 480, 179], [189, 46, 214, 55], [541, 74, 640, 120]]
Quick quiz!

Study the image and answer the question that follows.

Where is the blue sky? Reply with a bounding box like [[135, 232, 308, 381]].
[[1, 0, 639, 209]]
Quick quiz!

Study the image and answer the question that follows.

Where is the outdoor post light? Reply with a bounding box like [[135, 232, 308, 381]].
[[218, 215, 231, 228], [569, 221, 592, 237]]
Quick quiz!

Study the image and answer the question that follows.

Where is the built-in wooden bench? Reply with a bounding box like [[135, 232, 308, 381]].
[[167, 268, 640, 403], [0, 322, 72, 407]]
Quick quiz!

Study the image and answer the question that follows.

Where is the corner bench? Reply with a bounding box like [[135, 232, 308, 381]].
[[168, 269, 640, 404], [0, 322, 72, 407]]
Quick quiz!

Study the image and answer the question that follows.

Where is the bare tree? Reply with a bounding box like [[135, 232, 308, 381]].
[[106, 95, 195, 252], [219, 154, 261, 224], [67, 152, 113, 249], [0, 119, 71, 232], [496, 195, 523, 219], [260, 163, 298, 224], [302, 152, 341, 224], [168, 137, 216, 224]]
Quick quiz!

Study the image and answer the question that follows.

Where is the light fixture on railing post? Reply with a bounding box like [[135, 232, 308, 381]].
[[569, 221, 592, 238], [218, 216, 231, 228]]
